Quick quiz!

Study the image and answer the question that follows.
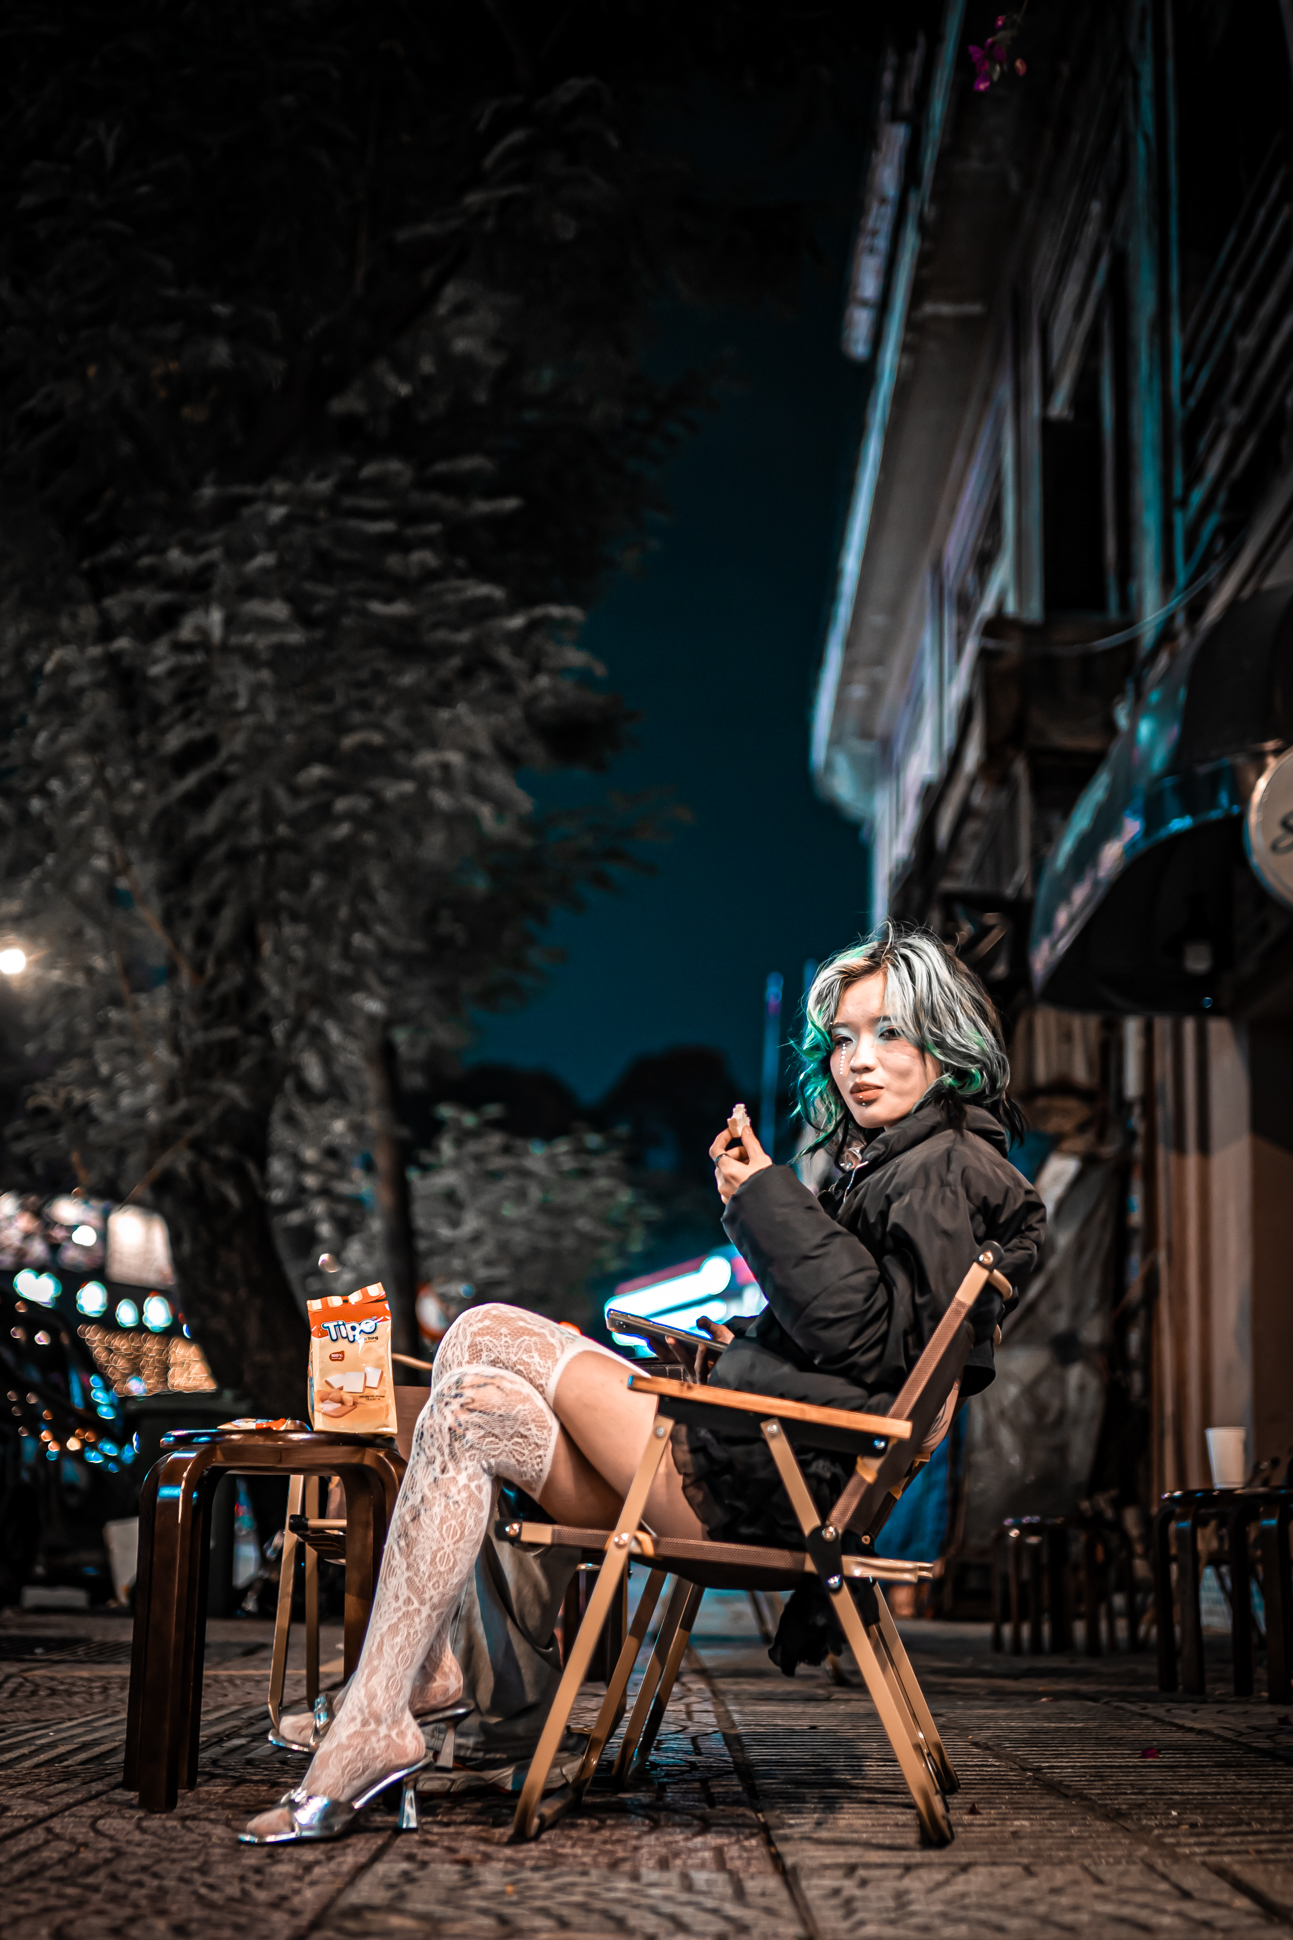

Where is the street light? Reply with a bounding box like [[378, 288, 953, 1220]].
[[0, 948, 26, 976]]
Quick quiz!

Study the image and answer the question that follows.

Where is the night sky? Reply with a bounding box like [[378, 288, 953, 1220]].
[[470, 128, 873, 1105]]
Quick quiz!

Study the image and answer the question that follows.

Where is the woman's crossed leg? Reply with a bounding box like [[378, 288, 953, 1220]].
[[243, 1305, 702, 1837]]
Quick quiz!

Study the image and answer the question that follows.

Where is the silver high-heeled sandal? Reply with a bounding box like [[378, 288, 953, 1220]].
[[268, 1690, 338, 1753], [240, 1702, 473, 1845], [268, 1681, 460, 1756]]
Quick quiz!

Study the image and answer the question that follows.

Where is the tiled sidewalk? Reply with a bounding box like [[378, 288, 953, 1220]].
[[1, 1598, 1291, 1938]]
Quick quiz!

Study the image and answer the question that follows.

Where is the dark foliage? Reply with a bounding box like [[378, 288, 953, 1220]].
[[0, 1, 872, 1407]]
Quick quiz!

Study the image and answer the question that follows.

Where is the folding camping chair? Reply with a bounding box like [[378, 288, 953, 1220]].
[[499, 1241, 1012, 1848]]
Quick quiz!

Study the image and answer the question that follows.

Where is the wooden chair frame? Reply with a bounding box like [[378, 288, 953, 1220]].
[[500, 1243, 1010, 1848], [266, 1484, 350, 1731]]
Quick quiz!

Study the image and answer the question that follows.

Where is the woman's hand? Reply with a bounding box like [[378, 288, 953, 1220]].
[[709, 1107, 774, 1204]]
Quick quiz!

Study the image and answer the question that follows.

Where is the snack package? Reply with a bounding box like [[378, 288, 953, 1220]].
[[307, 1282, 398, 1435]]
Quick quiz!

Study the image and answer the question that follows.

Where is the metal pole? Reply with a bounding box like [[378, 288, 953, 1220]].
[[759, 972, 783, 1154]]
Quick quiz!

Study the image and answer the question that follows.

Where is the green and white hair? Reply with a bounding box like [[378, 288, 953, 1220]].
[[795, 920, 1024, 1149]]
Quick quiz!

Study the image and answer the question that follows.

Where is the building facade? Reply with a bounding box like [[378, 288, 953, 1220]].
[[815, 0, 1293, 1518]]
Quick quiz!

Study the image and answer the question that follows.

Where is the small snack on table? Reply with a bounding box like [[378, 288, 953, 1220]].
[[218, 1417, 309, 1432], [307, 1283, 398, 1436]]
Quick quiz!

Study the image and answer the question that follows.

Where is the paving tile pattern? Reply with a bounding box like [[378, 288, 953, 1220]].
[[704, 1626, 1293, 1938], [1, 1607, 1292, 1937]]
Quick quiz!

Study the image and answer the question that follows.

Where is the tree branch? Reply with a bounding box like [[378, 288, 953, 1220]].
[[87, 753, 204, 988]]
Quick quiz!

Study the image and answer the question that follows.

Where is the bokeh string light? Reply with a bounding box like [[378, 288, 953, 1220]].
[[1, 1295, 136, 1471], [76, 1281, 109, 1317], [77, 1323, 215, 1396]]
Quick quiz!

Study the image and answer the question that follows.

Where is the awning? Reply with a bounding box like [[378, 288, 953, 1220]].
[[1029, 585, 1293, 1013]]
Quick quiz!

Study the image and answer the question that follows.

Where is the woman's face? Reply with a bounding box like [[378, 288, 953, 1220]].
[[829, 970, 942, 1131]]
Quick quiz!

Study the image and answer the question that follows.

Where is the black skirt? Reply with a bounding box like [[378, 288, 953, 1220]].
[[670, 1415, 853, 1550]]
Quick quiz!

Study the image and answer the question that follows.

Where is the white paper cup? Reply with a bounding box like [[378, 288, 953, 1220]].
[[103, 1516, 140, 1602], [1205, 1426, 1247, 1489]]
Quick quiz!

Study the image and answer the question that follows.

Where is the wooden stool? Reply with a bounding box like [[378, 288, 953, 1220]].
[[123, 1426, 405, 1811], [991, 1513, 1138, 1657], [1154, 1485, 1293, 1699]]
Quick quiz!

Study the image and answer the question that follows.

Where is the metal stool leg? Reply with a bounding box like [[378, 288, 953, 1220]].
[[991, 1528, 1005, 1653], [1226, 1504, 1254, 1698], [1260, 1499, 1292, 1704], [1154, 1503, 1178, 1689], [1103, 1534, 1119, 1654], [1009, 1528, 1023, 1655], [1047, 1521, 1072, 1654], [1122, 1531, 1142, 1652], [1082, 1527, 1101, 1656], [1176, 1507, 1205, 1696], [1027, 1537, 1044, 1655]]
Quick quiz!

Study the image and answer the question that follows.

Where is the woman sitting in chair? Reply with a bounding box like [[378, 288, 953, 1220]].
[[243, 921, 1044, 1843]]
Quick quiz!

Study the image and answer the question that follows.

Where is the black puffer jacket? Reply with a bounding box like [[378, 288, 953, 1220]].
[[671, 1098, 1045, 1550]]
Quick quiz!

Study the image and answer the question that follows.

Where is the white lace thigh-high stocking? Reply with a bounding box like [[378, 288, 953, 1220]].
[[402, 1309, 618, 1712], [246, 1362, 561, 1831], [269, 1306, 623, 1756], [430, 1301, 624, 1405]]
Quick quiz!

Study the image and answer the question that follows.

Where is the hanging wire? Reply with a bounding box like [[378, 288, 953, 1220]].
[[981, 530, 1246, 658]]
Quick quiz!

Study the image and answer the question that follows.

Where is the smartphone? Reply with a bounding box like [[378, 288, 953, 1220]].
[[604, 1308, 724, 1359]]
